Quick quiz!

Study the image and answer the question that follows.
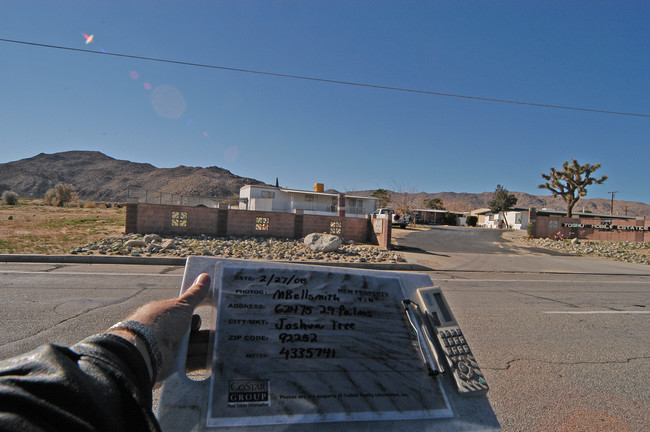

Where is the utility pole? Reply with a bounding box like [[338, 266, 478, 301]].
[[608, 191, 618, 215]]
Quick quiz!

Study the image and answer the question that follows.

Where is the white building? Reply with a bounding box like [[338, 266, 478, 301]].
[[239, 185, 376, 218], [474, 208, 529, 230]]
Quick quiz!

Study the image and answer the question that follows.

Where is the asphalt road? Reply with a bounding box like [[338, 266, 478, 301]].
[[1, 227, 648, 431], [394, 226, 650, 431]]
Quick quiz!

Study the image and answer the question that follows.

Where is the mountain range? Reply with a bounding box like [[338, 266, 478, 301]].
[[1, 151, 648, 217]]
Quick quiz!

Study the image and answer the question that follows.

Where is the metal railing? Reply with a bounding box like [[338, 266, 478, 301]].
[[126, 186, 221, 208]]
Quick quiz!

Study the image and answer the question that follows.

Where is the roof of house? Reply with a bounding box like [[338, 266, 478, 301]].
[[240, 185, 375, 201], [470, 206, 638, 220]]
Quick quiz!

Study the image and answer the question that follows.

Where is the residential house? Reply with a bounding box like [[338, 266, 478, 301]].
[[239, 184, 376, 218], [473, 207, 530, 230]]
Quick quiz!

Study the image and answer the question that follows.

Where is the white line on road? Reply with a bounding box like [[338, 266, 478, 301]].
[[433, 278, 649, 284], [544, 311, 650, 314]]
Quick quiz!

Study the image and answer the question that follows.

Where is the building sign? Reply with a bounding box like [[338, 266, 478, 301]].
[[561, 222, 649, 231]]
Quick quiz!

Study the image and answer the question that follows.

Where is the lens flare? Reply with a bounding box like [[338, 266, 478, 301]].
[[150, 85, 186, 119], [143, 82, 152, 91], [130, 71, 139, 80]]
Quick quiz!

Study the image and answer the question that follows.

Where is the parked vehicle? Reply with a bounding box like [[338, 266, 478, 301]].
[[373, 208, 411, 229]]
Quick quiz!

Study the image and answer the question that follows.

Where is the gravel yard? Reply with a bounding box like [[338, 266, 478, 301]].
[[516, 236, 650, 265], [73, 234, 407, 264]]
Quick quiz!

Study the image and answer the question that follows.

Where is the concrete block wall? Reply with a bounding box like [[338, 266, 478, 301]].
[[125, 203, 390, 246], [533, 215, 649, 242]]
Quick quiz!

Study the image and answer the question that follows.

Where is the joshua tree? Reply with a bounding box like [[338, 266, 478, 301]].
[[539, 160, 607, 217]]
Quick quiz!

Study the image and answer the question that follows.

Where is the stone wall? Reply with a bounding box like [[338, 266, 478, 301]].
[[125, 203, 390, 247]]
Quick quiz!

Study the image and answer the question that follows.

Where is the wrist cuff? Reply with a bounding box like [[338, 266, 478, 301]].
[[109, 320, 162, 383]]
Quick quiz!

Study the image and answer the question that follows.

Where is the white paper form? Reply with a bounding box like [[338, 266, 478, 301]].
[[206, 263, 452, 427]]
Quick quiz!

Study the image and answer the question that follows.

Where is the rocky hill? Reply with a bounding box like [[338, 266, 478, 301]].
[[1, 151, 648, 217], [0, 151, 266, 201]]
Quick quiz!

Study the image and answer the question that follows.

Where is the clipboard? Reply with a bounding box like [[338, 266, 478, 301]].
[[157, 257, 500, 432]]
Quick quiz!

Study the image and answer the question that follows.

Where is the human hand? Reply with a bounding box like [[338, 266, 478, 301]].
[[111, 273, 211, 383]]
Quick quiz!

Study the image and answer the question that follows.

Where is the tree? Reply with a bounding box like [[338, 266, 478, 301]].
[[538, 159, 607, 217], [488, 185, 518, 228], [424, 197, 444, 210], [371, 188, 392, 208]]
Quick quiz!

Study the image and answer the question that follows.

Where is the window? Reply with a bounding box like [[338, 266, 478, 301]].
[[330, 221, 341, 234], [261, 191, 275, 198], [515, 213, 522, 224], [548, 220, 558, 229], [255, 217, 269, 231], [171, 211, 187, 227]]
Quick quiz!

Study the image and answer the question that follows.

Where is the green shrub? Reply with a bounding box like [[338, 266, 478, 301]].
[[466, 215, 478, 227], [527, 222, 535, 238], [444, 212, 457, 226], [2, 190, 18, 205]]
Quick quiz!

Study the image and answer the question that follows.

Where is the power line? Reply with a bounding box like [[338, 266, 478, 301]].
[[2, 37, 649, 119]]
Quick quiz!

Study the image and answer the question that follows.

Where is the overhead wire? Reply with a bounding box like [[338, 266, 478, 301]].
[[1, 37, 648, 118]]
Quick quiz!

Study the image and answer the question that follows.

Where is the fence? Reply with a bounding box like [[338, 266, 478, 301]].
[[126, 186, 222, 208], [125, 203, 392, 249]]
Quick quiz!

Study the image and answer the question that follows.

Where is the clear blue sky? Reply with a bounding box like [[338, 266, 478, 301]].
[[1, 1, 648, 203]]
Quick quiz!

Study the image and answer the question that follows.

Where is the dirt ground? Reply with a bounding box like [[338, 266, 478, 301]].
[[0, 200, 126, 254]]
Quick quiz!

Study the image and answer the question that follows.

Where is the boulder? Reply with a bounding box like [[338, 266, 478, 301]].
[[124, 239, 146, 248], [144, 234, 162, 244], [303, 233, 343, 252], [161, 239, 176, 250]]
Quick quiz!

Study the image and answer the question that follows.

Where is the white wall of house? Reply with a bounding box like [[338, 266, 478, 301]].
[[239, 185, 376, 218], [480, 210, 528, 230]]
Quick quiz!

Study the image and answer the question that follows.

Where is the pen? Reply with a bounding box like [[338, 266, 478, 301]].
[[403, 300, 443, 375]]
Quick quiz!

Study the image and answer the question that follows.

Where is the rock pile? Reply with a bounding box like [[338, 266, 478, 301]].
[[521, 237, 650, 265], [71, 234, 407, 264]]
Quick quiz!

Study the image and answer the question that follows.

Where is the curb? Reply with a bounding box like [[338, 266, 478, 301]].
[[0, 254, 430, 271]]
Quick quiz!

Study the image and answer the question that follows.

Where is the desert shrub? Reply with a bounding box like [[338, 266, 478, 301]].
[[84, 201, 96, 208], [2, 191, 19, 205], [466, 215, 478, 227], [44, 184, 77, 207], [44, 189, 55, 205], [527, 222, 535, 238]]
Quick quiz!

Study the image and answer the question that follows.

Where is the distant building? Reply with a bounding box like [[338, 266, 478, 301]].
[[472, 207, 530, 230], [238, 185, 376, 218], [413, 209, 468, 226], [472, 207, 640, 230]]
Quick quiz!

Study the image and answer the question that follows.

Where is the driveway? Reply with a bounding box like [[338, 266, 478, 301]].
[[391, 225, 650, 275]]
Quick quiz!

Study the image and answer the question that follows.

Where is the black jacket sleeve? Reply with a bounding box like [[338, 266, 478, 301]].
[[0, 334, 161, 432]]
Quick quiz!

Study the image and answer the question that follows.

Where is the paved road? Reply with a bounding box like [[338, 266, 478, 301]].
[[1, 230, 648, 431], [394, 226, 650, 431]]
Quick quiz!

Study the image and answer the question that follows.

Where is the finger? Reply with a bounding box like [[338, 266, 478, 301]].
[[181, 273, 211, 308]]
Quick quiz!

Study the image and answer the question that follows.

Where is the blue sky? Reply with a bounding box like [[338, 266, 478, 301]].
[[1, 1, 648, 203]]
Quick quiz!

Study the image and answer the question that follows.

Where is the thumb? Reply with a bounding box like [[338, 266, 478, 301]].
[[180, 273, 211, 308]]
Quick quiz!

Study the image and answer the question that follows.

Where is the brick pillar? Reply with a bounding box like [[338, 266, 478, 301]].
[[125, 204, 138, 233], [217, 209, 228, 237], [337, 194, 346, 218]]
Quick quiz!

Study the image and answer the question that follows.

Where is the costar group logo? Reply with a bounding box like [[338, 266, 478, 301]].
[[228, 379, 270, 406]]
